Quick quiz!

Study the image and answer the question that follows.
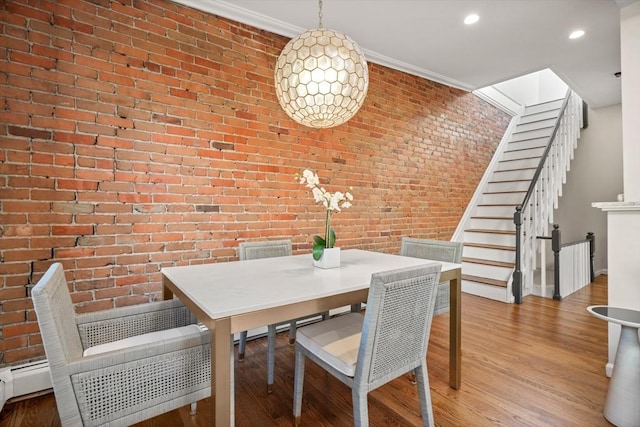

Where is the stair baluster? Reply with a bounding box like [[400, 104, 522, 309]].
[[512, 90, 584, 303]]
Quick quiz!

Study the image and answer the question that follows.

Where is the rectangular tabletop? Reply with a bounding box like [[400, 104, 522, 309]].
[[162, 249, 462, 426]]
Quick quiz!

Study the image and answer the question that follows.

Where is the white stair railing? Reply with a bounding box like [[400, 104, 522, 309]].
[[512, 90, 583, 303], [559, 239, 592, 297]]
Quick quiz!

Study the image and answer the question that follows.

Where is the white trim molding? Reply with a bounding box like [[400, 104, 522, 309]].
[[170, 0, 474, 92]]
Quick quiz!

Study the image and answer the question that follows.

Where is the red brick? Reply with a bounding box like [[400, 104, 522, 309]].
[[0, 0, 510, 367], [0, 336, 27, 352]]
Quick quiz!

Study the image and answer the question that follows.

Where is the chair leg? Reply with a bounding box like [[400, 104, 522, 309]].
[[288, 321, 297, 345], [238, 330, 248, 361], [350, 303, 361, 313], [415, 363, 435, 427], [352, 388, 369, 427], [190, 402, 197, 415], [293, 347, 306, 426], [409, 369, 417, 384], [267, 324, 277, 393]]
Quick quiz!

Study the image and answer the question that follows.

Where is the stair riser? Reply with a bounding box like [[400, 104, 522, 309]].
[[510, 128, 553, 142], [523, 99, 563, 115], [507, 137, 548, 151], [485, 181, 530, 192], [514, 118, 557, 133], [463, 246, 515, 263], [462, 262, 513, 281], [475, 205, 518, 217], [462, 280, 513, 303], [491, 169, 535, 181], [497, 158, 541, 171], [502, 146, 546, 161], [464, 231, 515, 247], [480, 192, 526, 205], [468, 218, 516, 231], [519, 109, 560, 125]]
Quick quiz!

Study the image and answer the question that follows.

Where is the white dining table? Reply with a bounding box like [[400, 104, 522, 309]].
[[162, 248, 462, 426]]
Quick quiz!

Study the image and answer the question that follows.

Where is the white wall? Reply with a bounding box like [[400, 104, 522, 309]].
[[492, 68, 567, 106], [538, 69, 571, 103], [621, 2, 640, 202], [553, 104, 623, 273], [591, 0, 640, 377]]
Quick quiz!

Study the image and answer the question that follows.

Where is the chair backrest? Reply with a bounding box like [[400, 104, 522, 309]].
[[31, 263, 85, 367], [354, 263, 441, 390], [239, 239, 292, 261], [400, 237, 463, 263], [31, 264, 84, 427]]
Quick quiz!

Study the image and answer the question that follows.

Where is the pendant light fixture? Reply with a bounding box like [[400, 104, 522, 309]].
[[274, 0, 369, 129]]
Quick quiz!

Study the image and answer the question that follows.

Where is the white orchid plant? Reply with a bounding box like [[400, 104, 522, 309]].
[[296, 169, 353, 261]]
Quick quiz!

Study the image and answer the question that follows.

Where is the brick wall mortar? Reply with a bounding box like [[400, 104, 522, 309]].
[[0, 0, 510, 365]]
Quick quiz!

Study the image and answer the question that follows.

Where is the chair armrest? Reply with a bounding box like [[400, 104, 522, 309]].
[[61, 327, 211, 426], [76, 299, 198, 349], [68, 326, 211, 371]]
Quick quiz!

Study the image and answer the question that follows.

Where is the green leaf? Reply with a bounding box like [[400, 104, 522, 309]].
[[328, 228, 336, 248], [312, 244, 324, 261], [312, 235, 325, 261]]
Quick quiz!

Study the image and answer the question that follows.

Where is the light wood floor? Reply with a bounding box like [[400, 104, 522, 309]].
[[1, 276, 611, 426]]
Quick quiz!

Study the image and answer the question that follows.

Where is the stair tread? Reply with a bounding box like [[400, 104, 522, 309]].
[[495, 166, 536, 172], [464, 242, 516, 251], [499, 156, 542, 162], [465, 228, 516, 235], [488, 179, 531, 183], [488, 179, 530, 183], [504, 146, 546, 154], [461, 274, 508, 288], [477, 203, 519, 207], [516, 117, 558, 126], [509, 136, 552, 143], [483, 190, 526, 195], [470, 216, 512, 220], [463, 257, 515, 268], [512, 125, 554, 135]]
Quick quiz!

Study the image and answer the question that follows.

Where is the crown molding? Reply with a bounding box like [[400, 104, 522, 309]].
[[170, 0, 473, 92]]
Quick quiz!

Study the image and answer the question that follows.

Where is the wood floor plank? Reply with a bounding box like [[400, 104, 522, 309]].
[[0, 276, 611, 426]]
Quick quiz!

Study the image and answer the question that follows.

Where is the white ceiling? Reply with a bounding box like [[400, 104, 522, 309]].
[[178, 0, 628, 108]]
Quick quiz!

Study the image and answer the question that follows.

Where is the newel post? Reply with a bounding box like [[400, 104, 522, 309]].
[[551, 224, 561, 300], [587, 232, 595, 282], [513, 206, 523, 304]]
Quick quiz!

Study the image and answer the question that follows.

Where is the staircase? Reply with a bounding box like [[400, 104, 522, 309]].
[[459, 92, 583, 302]]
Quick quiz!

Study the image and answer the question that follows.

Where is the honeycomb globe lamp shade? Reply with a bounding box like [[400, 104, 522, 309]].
[[274, 29, 369, 129]]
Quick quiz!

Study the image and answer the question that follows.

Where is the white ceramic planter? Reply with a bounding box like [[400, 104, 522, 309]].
[[313, 247, 341, 269]]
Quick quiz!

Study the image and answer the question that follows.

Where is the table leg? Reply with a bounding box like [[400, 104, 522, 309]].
[[162, 276, 174, 300], [449, 270, 462, 389], [604, 325, 640, 427], [213, 318, 234, 426]]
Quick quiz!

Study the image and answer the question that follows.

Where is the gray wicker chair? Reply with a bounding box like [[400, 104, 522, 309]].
[[293, 263, 442, 427], [237, 239, 329, 393], [31, 263, 211, 427], [400, 237, 463, 316]]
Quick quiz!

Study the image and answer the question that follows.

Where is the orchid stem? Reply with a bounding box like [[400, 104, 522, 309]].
[[325, 209, 331, 249]]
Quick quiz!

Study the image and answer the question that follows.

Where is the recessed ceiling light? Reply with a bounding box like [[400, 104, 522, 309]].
[[464, 14, 480, 25], [569, 30, 585, 39]]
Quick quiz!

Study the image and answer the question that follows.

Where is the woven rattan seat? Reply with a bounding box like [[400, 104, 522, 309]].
[[31, 263, 211, 426], [293, 263, 442, 427], [400, 237, 463, 315]]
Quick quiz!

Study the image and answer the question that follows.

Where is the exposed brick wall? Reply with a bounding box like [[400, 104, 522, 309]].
[[0, 0, 511, 365]]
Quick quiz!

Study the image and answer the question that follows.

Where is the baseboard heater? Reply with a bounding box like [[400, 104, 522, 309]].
[[0, 360, 51, 411]]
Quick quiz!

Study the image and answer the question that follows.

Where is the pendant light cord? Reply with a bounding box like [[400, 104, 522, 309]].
[[318, 0, 323, 28]]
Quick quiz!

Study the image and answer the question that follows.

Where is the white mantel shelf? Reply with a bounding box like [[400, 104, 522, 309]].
[[592, 201, 640, 211]]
